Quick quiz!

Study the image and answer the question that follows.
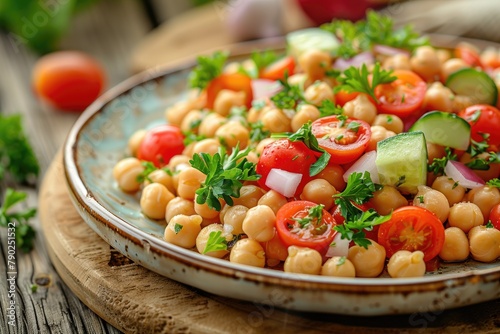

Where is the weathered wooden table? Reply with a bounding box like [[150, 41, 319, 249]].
[[1, 1, 500, 333]]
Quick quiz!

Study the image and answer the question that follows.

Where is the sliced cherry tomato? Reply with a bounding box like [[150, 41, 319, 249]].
[[488, 203, 500, 230], [455, 42, 483, 68], [32, 51, 106, 112], [458, 104, 500, 146], [256, 139, 316, 197], [334, 90, 360, 107], [377, 206, 445, 262], [260, 56, 295, 81], [311, 115, 371, 164], [137, 125, 185, 167], [374, 70, 426, 118], [276, 200, 337, 254], [206, 73, 253, 110]]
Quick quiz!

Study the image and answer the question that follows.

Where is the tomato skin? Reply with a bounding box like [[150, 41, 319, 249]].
[[375, 70, 426, 118], [32, 51, 106, 112], [206, 73, 253, 109], [334, 90, 360, 107], [276, 200, 337, 254], [489, 203, 500, 230], [260, 56, 295, 81], [455, 43, 483, 68], [458, 104, 500, 146], [137, 125, 185, 167], [377, 206, 445, 262], [256, 139, 316, 197], [311, 116, 371, 164]]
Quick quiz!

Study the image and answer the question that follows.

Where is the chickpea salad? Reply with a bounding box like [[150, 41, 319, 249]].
[[113, 11, 500, 279]]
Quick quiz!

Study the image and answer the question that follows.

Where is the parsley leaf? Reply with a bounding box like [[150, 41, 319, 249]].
[[188, 51, 228, 90], [428, 147, 457, 175], [334, 209, 392, 248], [270, 74, 304, 110], [293, 204, 324, 228], [136, 161, 158, 183], [318, 100, 344, 118], [174, 223, 183, 234], [190, 145, 260, 211], [468, 138, 490, 158], [251, 50, 279, 70], [486, 178, 500, 188], [203, 231, 228, 254], [249, 121, 270, 144]]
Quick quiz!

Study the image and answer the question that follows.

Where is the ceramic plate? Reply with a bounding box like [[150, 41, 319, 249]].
[[64, 36, 500, 316]]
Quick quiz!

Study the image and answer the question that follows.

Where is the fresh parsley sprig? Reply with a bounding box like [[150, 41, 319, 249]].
[[336, 63, 396, 104], [428, 147, 457, 175], [270, 74, 304, 110], [136, 161, 173, 183], [190, 145, 260, 211], [0, 188, 37, 252], [203, 230, 228, 254], [318, 100, 344, 118], [249, 121, 271, 144], [334, 209, 391, 248], [188, 51, 228, 90]]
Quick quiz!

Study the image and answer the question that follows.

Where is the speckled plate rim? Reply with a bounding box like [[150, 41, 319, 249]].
[[63, 35, 500, 299]]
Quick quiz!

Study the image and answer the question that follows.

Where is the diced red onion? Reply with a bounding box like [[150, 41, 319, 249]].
[[372, 44, 411, 58], [251, 79, 282, 101], [444, 160, 485, 189], [343, 151, 379, 183], [265, 168, 302, 198], [333, 52, 374, 71], [325, 233, 350, 258]]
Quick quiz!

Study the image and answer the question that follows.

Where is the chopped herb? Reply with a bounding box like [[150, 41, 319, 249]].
[[249, 121, 270, 144], [336, 256, 346, 266], [468, 138, 490, 158], [190, 145, 260, 211], [452, 181, 459, 189], [174, 223, 183, 234], [346, 121, 360, 133], [292, 155, 299, 161], [252, 100, 266, 110], [293, 204, 324, 228], [318, 100, 344, 118], [334, 209, 391, 248], [203, 231, 228, 254], [251, 50, 279, 70], [486, 178, 500, 188], [188, 51, 228, 90], [270, 74, 304, 110], [336, 135, 344, 141], [136, 161, 159, 183], [416, 195, 424, 204], [471, 109, 481, 123], [466, 152, 500, 171], [486, 221, 494, 228], [386, 115, 393, 123], [183, 131, 207, 146], [401, 93, 406, 103], [428, 147, 457, 175]]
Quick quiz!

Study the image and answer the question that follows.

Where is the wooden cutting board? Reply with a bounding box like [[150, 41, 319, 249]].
[[39, 152, 500, 334]]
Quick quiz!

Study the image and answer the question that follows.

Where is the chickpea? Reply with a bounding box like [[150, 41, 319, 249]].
[[439, 227, 470, 262], [168, 155, 191, 172], [303, 81, 334, 106], [198, 113, 226, 138], [165, 101, 192, 127], [321, 256, 356, 278], [140, 183, 175, 219], [261, 232, 288, 265], [372, 114, 404, 134], [176, 167, 205, 200], [423, 82, 454, 112], [192, 138, 220, 156], [431, 176, 465, 206], [222, 205, 248, 235], [284, 246, 322, 275], [441, 58, 468, 82], [382, 53, 411, 71], [347, 240, 386, 278], [410, 45, 441, 81], [261, 107, 292, 133], [468, 225, 500, 262], [460, 152, 500, 182], [451, 95, 474, 113], [242, 205, 276, 242], [213, 89, 246, 116], [367, 125, 396, 151], [480, 47, 498, 69], [369, 185, 408, 215], [298, 49, 331, 81], [387, 250, 426, 278], [436, 49, 451, 64], [413, 185, 450, 223], [316, 164, 346, 191], [426, 142, 446, 163], [112, 157, 144, 192], [215, 121, 250, 149], [194, 195, 221, 220], [246, 150, 259, 164], [145, 169, 176, 194], [300, 179, 336, 210], [343, 94, 377, 124], [448, 202, 483, 233], [180, 109, 205, 134], [230, 238, 266, 268], [257, 190, 288, 215], [466, 186, 500, 222], [128, 129, 146, 156], [165, 197, 196, 223], [164, 214, 202, 248], [232, 185, 266, 208], [291, 104, 321, 132], [196, 223, 230, 258]]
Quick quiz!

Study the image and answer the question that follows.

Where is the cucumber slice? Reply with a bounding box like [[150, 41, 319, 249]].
[[445, 68, 498, 105], [409, 111, 471, 150], [286, 28, 339, 59], [375, 131, 427, 194]]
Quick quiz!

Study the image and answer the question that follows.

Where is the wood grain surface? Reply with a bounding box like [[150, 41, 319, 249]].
[[38, 152, 500, 334]]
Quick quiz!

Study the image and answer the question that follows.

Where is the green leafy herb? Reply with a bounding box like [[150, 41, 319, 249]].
[[183, 131, 207, 146], [486, 221, 494, 228], [466, 152, 500, 171], [468, 138, 490, 158], [335, 63, 396, 103], [0, 188, 37, 252], [190, 145, 260, 211], [417, 195, 424, 204], [293, 204, 324, 228], [0, 114, 39, 183], [251, 50, 279, 70], [174, 223, 183, 234], [336, 256, 346, 266], [487, 178, 500, 188], [136, 161, 158, 183], [334, 209, 391, 248], [318, 100, 344, 118], [428, 147, 457, 175], [188, 51, 228, 89], [249, 121, 270, 144], [270, 74, 304, 110], [470, 109, 482, 122], [203, 230, 228, 254]]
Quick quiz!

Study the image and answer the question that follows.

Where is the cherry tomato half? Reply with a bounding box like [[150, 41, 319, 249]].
[[32, 51, 106, 112], [276, 200, 337, 254], [455, 42, 483, 68], [256, 139, 316, 197], [458, 104, 500, 146], [334, 90, 360, 107], [206, 73, 253, 110], [311, 115, 371, 164], [375, 70, 426, 118], [488, 203, 500, 230], [260, 56, 295, 81], [137, 125, 185, 167], [377, 206, 445, 262]]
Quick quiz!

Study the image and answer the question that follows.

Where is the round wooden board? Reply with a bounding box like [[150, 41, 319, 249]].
[[39, 153, 500, 334]]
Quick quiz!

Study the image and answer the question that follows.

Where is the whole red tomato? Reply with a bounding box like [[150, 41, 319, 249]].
[[32, 51, 106, 112], [458, 104, 500, 146], [137, 125, 185, 167]]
